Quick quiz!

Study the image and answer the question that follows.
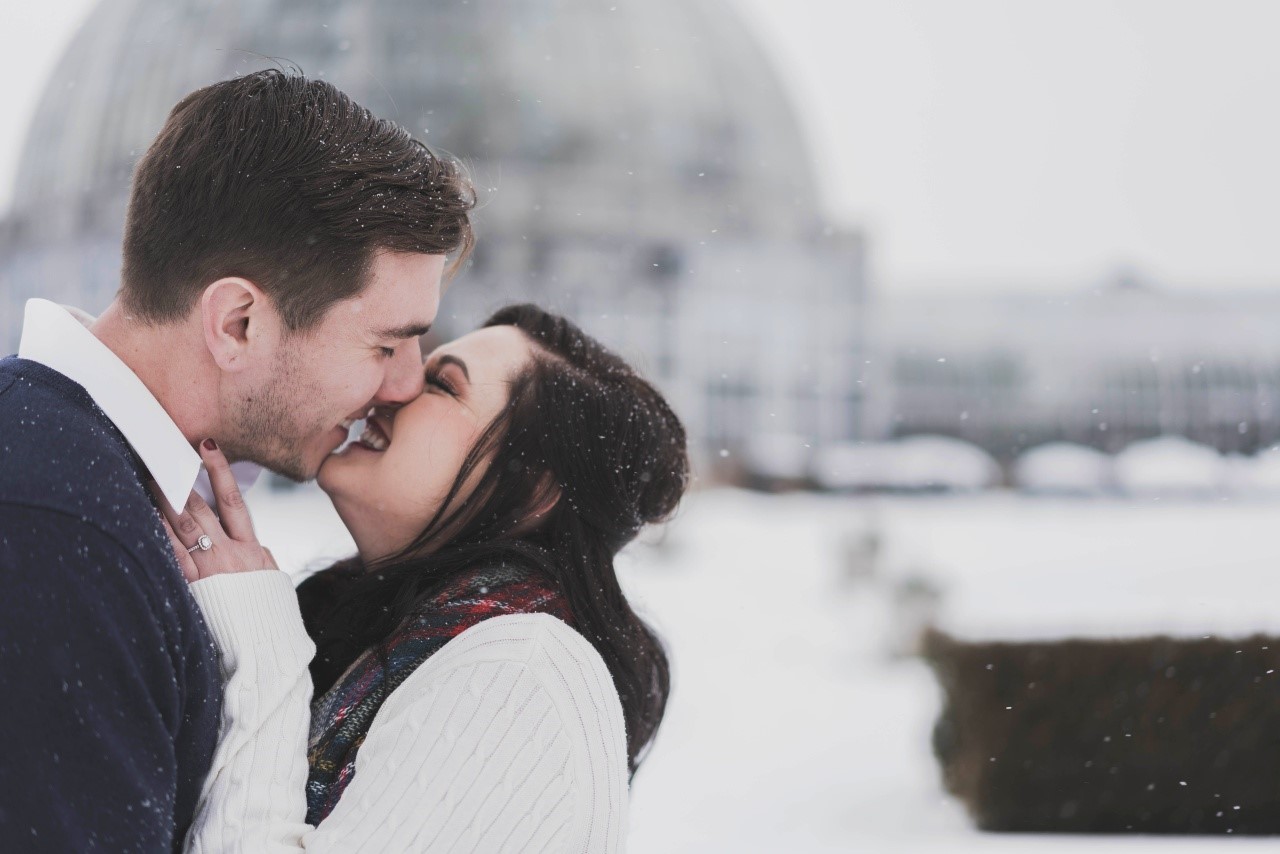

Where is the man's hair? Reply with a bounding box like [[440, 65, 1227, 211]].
[[120, 69, 475, 330]]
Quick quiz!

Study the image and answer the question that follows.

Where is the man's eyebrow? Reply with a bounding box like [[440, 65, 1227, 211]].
[[435, 354, 471, 382], [377, 322, 432, 340]]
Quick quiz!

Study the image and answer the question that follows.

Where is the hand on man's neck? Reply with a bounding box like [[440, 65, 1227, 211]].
[[90, 300, 220, 446]]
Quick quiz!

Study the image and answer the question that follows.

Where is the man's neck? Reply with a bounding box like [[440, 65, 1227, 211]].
[[91, 301, 215, 444]]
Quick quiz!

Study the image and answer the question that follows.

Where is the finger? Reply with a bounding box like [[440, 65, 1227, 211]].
[[197, 439, 256, 541], [161, 516, 200, 583], [183, 490, 229, 546], [261, 546, 279, 571], [152, 481, 198, 546]]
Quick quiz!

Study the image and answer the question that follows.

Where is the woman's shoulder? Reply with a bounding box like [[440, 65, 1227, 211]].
[[434, 611, 590, 655], [362, 613, 630, 851], [393, 612, 620, 715]]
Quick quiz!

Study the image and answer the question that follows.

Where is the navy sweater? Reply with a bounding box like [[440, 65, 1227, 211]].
[[0, 358, 221, 852]]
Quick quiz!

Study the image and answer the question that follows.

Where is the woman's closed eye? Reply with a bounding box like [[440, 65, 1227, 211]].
[[423, 354, 470, 397], [425, 371, 457, 396]]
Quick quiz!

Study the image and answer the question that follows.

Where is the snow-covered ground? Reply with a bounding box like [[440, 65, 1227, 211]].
[[244, 483, 1280, 852]]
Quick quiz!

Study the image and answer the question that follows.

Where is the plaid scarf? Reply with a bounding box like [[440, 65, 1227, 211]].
[[304, 564, 573, 824]]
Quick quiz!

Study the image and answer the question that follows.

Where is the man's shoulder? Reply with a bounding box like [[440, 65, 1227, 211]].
[[0, 357, 155, 531], [0, 356, 112, 445]]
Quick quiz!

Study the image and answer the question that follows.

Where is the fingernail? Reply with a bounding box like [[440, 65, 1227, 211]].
[[203, 439, 218, 451]]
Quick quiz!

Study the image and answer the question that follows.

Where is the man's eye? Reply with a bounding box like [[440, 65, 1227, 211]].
[[378, 346, 396, 358]]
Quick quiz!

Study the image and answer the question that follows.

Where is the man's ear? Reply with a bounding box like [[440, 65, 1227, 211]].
[[200, 277, 272, 372]]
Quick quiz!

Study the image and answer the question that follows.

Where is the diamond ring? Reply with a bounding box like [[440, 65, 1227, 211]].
[[186, 534, 213, 554]]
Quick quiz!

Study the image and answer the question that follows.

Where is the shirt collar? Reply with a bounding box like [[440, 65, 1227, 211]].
[[18, 298, 202, 510]]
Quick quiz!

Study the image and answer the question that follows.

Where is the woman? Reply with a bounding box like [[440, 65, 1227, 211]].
[[164, 304, 688, 852]]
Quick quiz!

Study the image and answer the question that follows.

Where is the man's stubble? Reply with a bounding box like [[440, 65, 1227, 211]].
[[225, 342, 328, 482]]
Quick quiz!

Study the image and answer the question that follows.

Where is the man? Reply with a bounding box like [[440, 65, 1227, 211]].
[[0, 70, 474, 851]]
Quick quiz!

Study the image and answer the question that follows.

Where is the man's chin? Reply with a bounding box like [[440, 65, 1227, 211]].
[[223, 431, 337, 483], [256, 446, 322, 484], [291, 439, 353, 483], [276, 466, 317, 484]]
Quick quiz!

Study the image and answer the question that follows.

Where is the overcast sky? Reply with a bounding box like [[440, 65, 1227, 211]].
[[2, 0, 1279, 294]]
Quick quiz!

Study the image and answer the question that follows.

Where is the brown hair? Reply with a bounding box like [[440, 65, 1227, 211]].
[[120, 69, 475, 330]]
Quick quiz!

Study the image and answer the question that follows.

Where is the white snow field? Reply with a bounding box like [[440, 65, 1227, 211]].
[[244, 483, 1280, 852]]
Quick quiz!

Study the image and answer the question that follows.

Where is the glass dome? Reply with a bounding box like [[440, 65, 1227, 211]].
[[11, 0, 821, 241]]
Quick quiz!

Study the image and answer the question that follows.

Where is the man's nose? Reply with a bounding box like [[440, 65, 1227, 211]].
[[376, 341, 425, 404]]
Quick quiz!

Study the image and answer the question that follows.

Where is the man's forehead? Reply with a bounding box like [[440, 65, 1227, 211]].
[[347, 287, 439, 334], [377, 320, 434, 339], [338, 298, 433, 335], [326, 250, 445, 335]]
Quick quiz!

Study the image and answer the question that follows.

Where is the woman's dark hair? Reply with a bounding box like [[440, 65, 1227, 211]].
[[299, 304, 689, 774]]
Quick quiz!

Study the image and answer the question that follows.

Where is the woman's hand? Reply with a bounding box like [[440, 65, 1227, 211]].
[[158, 439, 279, 583]]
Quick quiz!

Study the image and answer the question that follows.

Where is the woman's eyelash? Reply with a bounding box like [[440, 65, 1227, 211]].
[[425, 372, 455, 395], [378, 346, 396, 358]]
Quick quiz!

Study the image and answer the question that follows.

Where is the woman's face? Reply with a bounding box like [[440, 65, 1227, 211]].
[[318, 324, 535, 561]]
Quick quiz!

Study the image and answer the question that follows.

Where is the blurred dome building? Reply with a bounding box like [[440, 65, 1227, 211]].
[[0, 0, 869, 466]]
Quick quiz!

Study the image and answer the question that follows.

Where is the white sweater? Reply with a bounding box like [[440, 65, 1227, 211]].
[[183, 571, 630, 853]]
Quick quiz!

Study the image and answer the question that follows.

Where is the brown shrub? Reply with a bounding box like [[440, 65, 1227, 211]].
[[925, 629, 1280, 834]]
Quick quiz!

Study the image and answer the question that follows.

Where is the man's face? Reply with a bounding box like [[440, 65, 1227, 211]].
[[223, 250, 446, 481]]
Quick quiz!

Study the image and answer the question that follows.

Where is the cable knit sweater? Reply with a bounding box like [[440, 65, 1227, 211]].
[[182, 571, 630, 853], [304, 565, 577, 823]]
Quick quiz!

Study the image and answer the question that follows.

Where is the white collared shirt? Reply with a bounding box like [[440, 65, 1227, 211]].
[[17, 298, 261, 510]]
